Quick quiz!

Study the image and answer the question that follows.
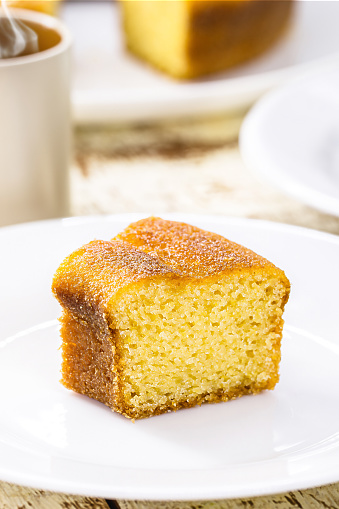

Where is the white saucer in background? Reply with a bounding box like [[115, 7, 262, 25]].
[[239, 67, 339, 217]]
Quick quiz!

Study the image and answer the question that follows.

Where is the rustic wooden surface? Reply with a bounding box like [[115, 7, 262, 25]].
[[0, 480, 110, 508], [117, 484, 339, 509], [1, 113, 339, 508]]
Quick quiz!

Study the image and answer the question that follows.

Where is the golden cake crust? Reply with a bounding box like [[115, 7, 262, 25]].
[[115, 217, 284, 279], [52, 238, 179, 328], [53, 218, 290, 325]]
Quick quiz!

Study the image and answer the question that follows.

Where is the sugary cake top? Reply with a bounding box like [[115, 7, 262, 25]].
[[52, 237, 180, 326], [115, 217, 273, 278], [52, 217, 286, 326]]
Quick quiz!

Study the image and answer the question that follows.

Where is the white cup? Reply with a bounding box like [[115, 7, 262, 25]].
[[0, 8, 72, 226]]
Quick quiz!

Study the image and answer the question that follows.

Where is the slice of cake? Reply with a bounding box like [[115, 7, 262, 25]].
[[121, 0, 294, 79], [52, 217, 290, 419]]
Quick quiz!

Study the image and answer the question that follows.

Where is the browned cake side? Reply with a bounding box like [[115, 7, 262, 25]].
[[60, 311, 116, 407], [185, 0, 294, 78], [53, 217, 290, 419], [53, 237, 182, 417]]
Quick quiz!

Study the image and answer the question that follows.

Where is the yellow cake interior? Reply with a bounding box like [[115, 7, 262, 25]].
[[122, 0, 189, 79], [109, 270, 286, 416]]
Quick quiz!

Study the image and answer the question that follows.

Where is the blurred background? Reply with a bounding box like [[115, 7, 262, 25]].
[[2, 0, 339, 233]]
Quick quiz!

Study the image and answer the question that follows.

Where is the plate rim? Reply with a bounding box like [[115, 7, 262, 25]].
[[2, 212, 339, 244]]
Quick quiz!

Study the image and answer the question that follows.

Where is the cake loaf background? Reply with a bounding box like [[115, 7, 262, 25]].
[[121, 0, 295, 79]]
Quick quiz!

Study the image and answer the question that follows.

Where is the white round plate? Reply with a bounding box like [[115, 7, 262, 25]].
[[62, 2, 339, 123], [1, 213, 339, 500], [239, 67, 339, 217]]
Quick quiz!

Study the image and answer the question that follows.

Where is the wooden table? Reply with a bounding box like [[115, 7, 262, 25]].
[[1, 114, 339, 508]]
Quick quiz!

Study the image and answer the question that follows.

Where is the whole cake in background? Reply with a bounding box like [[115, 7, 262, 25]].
[[121, 0, 295, 79], [52, 217, 290, 420]]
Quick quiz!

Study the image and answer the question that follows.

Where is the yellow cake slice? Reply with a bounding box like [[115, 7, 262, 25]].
[[52, 217, 290, 419], [121, 0, 295, 79]]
